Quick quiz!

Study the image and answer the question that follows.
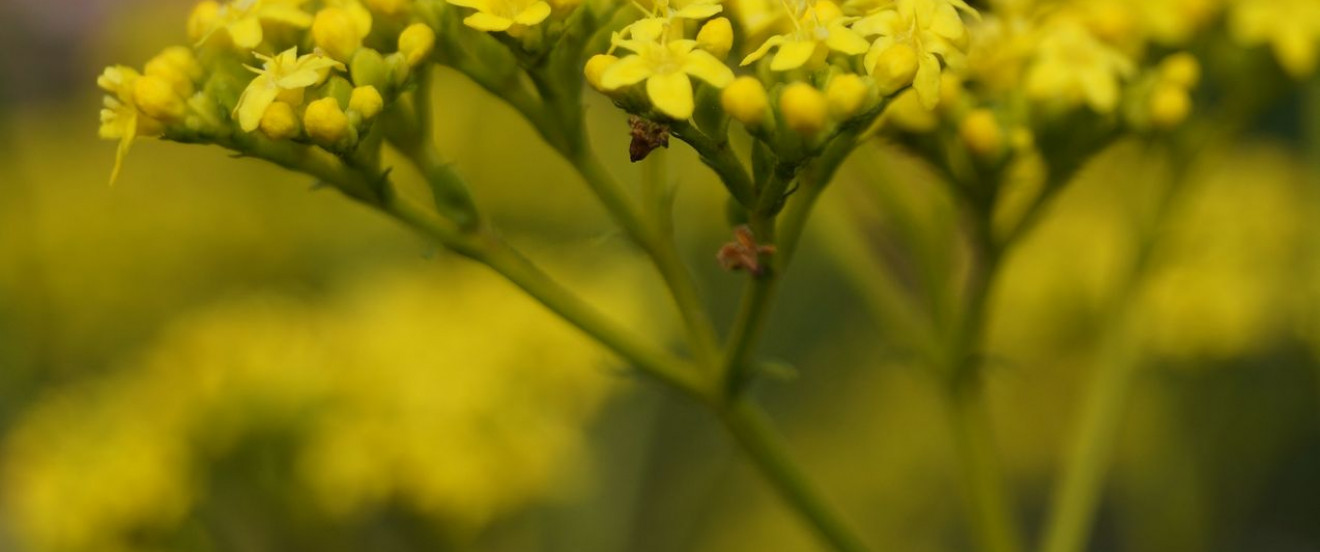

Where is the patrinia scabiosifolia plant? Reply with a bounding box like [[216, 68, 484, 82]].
[[98, 0, 1319, 550]]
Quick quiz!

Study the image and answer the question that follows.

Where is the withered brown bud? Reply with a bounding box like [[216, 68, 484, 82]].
[[717, 225, 776, 276], [628, 116, 670, 162]]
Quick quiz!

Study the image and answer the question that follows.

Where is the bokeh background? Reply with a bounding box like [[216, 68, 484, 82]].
[[1, 1, 1318, 551]]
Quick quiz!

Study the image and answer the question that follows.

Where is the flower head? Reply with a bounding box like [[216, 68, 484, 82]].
[[234, 48, 344, 132], [1023, 18, 1135, 113], [446, 0, 552, 33], [98, 66, 164, 186], [856, 0, 977, 108], [741, 0, 869, 71], [600, 34, 735, 119], [194, 0, 315, 50]]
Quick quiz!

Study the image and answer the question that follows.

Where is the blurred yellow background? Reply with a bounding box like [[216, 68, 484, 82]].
[[1, 1, 1319, 551]]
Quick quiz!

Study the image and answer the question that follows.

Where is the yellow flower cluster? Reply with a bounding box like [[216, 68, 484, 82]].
[[2, 264, 653, 549], [97, 0, 435, 184]]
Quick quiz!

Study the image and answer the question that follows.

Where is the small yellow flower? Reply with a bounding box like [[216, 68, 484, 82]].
[[398, 23, 436, 67], [144, 46, 202, 98], [259, 100, 301, 139], [1023, 19, 1134, 113], [697, 17, 735, 58], [349, 85, 385, 119], [825, 73, 869, 118], [1229, 0, 1320, 78], [601, 36, 735, 119], [959, 108, 1002, 157], [1148, 83, 1191, 128], [856, 0, 977, 108], [312, 7, 370, 62], [195, 0, 315, 50], [98, 66, 164, 186], [445, 0, 552, 33], [741, 0, 869, 71], [304, 97, 352, 145], [234, 48, 344, 133], [584, 54, 619, 92]]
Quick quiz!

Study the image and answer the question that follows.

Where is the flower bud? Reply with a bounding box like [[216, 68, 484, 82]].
[[398, 23, 436, 67], [304, 97, 352, 146], [721, 76, 769, 127], [885, 90, 937, 132], [313, 7, 365, 62], [134, 75, 186, 122], [349, 85, 384, 120], [872, 43, 918, 94], [259, 101, 301, 140], [1159, 53, 1201, 88], [959, 109, 1002, 158], [1149, 83, 1191, 129], [697, 17, 734, 59], [780, 82, 828, 135], [350, 48, 391, 91], [145, 46, 202, 97], [584, 54, 618, 93], [826, 74, 869, 119], [187, 1, 221, 44]]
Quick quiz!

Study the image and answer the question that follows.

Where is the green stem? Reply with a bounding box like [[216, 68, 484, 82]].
[[380, 193, 710, 398], [947, 374, 1021, 552], [718, 399, 871, 552]]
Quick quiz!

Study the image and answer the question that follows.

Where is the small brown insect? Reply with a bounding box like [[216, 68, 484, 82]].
[[628, 115, 670, 162], [717, 225, 777, 276]]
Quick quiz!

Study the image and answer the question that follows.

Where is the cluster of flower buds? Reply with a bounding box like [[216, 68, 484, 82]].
[[98, 0, 437, 185]]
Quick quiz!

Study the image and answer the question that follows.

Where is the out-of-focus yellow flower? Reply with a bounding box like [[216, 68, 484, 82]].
[[959, 108, 1002, 157], [1148, 82, 1191, 128], [1229, 0, 1320, 78], [722, 75, 771, 126], [1158, 52, 1201, 88], [234, 48, 344, 133], [780, 81, 829, 134], [446, 0, 552, 33], [312, 6, 371, 62], [98, 66, 163, 186], [601, 35, 735, 119], [727, 0, 792, 39], [195, 0, 315, 50], [144, 46, 202, 98], [133, 75, 188, 122], [1024, 19, 1134, 113], [741, 0, 869, 71], [856, 0, 977, 108]]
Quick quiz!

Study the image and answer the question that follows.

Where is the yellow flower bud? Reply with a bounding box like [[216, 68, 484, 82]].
[[1159, 53, 1201, 88], [134, 75, 186, 122], [885, 90, 937, 133], [349, 85, 384, 120], [304, 97, 352, 146], [187, 1, 221, 44], [872, 43, 919, 94], [398, 23, 435, 67], [959, 109, 1002, 158], [365, 0, 411, 16], [780, 82, 828, 135], [826, 74, 869, 119], [1149, 83, 1191, 129], [697, 17, 734, 59], [259, 101, 301, 140], [721, 76, 769, 127], [584, 54, 618, 93], [313, 7, 365, 62], [145, 46, 201, 97], [810, 0, 843, 24]]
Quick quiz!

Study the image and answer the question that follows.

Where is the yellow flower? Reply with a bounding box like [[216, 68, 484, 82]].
[[195, 0, 315, 50], [615, 0, 724, 47], [722, 75, 770, 126], [312, 6, 371, 62], [741, 0, 870, 71], [1229, 0, 1320, 78], [98, 66, 164, 186], [234, 48, 344, 133], [1023, 18, 1134, 113], [856, 0, 977, 108], [445, 0, 552, 33], [601, 36, 735, 119], [780, 82, 828, 134]]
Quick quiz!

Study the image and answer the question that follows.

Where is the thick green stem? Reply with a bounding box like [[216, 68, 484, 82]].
[[719, 399, 871, 552]]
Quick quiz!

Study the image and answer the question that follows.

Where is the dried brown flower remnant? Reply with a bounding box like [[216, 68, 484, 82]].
[[717, 225, 776, 276], [628, 115, 670, 162]]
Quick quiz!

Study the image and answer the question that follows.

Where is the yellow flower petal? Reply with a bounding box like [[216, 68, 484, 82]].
[[600, 55, 654, 89], [741, 35, 784, 66], [681, 49, 734, 87], [913, 52, 941, 109], [770, 39, 817, 70], [235, 78, 280, 132], [464, 11, 514, 31], [647, 71, 695, 119], [227, 17, 264, 49], [674, 3, 722, 19], [513, 1, 551, 26], [825, 25, 869, 55]]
